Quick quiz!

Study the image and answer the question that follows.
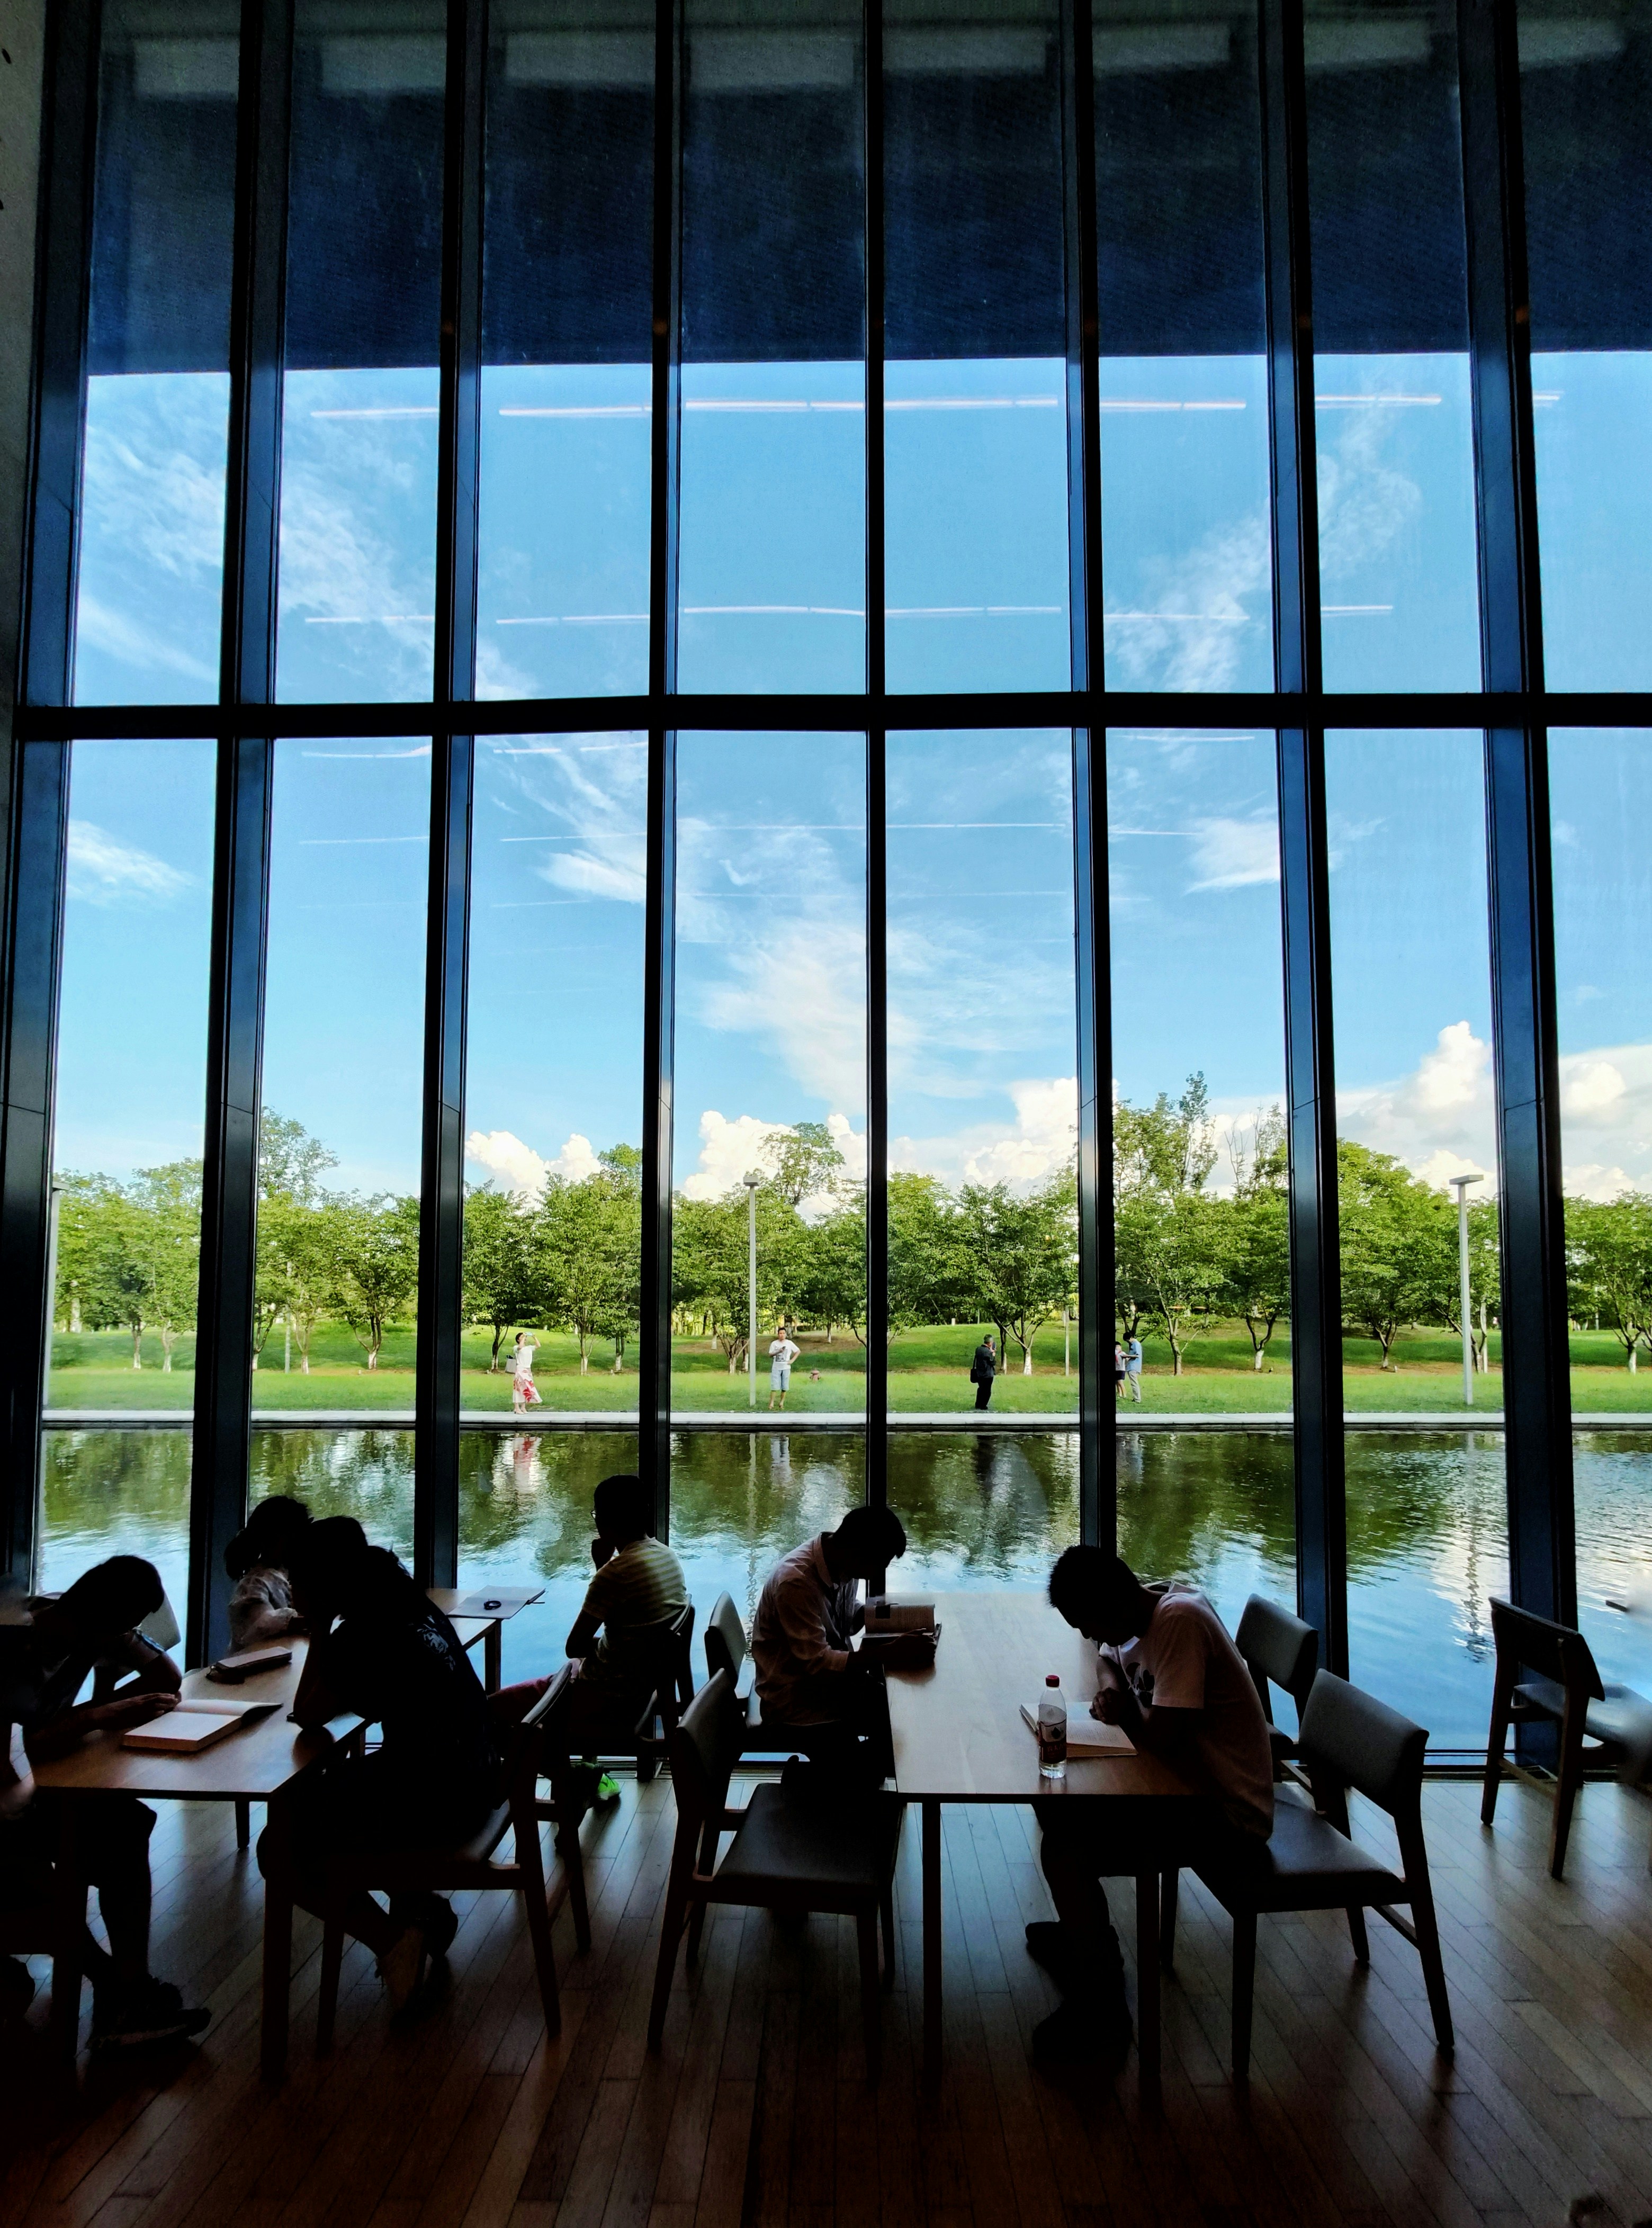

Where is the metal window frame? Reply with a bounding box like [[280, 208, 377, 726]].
[[3, 0, 1612, 1699]]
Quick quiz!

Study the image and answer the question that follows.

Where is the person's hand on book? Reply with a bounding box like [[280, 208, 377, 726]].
[[863, 1629, 937, 1670], [87, 1691, 178, 1732]]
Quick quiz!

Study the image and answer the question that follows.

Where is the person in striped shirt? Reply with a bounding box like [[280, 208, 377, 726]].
[[564, 1474, 687, 1794]]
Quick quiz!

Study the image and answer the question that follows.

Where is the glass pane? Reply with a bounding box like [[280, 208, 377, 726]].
[[42, 741, 214, 1606], [1093, 10, 1272, 691], [277, 2, 445, 701], [1108, 727, 1290, 1420], [677, 0, 866, 691], [886, 730, 1077, 1416], [1116, 1430, 1296, 1636], [890, 1431, 1079, 1588], [1549, 730, 1652, 1692], [462, 733, 645, 1415], [254, 740, 430, 1433], [479, 0, 653, 699], [1520, 3, 1652, 687], [1327, 730, 1507, 1747], [1305, 2, 1480, 689], [671, 734, 867, 1415], [884, 0, 1070, 689], [76, 4, 238, 706], [249, 1426, 416, 1559]]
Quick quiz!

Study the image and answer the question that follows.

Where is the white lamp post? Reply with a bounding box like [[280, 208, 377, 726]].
[[1449, 1173, 1484, 1406], [743, 1171, 762, 1410]]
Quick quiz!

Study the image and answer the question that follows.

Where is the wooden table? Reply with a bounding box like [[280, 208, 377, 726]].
[[427, 1586, 544, 1692], [884, 1591, 1196, 2088], [29, 1642, 364, 2079]]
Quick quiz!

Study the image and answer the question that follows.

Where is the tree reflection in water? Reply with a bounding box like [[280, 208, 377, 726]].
[[34, 1426, 1652, 1744]]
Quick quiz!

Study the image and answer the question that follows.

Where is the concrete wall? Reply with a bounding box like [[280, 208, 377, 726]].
[[0, 0, 46, 754]]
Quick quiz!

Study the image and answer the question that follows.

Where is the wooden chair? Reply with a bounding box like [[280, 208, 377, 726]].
[[633, 1602, 697, 1783], [647, 1670, 899, 2079], [315, 1666, 580, 2051], [1235, 1593, 1319, 1785], [1480, 1595, 1652, 1880], [1179, 1670, 1453, 2084], [704, 1591, 798, 1755]]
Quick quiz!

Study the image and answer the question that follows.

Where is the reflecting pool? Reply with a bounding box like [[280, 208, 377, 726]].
[[35, 1426, 1652, 1751]]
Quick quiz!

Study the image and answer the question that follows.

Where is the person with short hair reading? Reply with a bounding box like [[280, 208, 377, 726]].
[[563, 1473, 688, 1799], [750, 1505, 936, 1793], [1029, 1547, 1274, 2065], [223, 1494, 311, 1651]]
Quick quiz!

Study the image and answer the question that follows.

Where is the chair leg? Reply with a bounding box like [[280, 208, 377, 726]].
[[1481, 1669, 1514, 1827], [1230, 1908, 1256, 2087], [1550, 1702, 1587, 1880], [1160, 1870, 1179, 1970], [1346, 1906, 1370, 1963], [1409, 1879, 1454, 2053], [881, 1882, 897, 1989], [556, 1811, 592, 1953], [857, 1907, 882, 2083], [235, 1799, 251, 1850], [686, 1816, 721, 1966], [521, 1867, 562, 2038], [648, 1876, 692, 2053], [316, 1898, 346, 2056]]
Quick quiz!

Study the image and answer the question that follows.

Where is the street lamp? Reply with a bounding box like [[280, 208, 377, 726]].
[[1449, 1172, 1484, 1407], [742, 1171, 762, 1411]]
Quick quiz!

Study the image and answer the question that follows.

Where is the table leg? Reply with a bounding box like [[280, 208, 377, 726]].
[[261, 1789, 294, 2083], [485, 1620, 501, 1694], [922, 1798, 942, 2091], [51, 1801, 83, 2062], [1134, 1869, 1160, 2088]]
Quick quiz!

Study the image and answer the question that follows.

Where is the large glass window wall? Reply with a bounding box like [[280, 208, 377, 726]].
[[17, 0, 1636, 1755]]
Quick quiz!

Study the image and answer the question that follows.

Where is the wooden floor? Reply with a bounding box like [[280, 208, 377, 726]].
[[6, 1773, 1652, 2228]]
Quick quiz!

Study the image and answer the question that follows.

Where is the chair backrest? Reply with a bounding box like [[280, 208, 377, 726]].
[[506, 1664, 573, 1811], [667, 1668, 741, 1843], [669, 1601, 697, 1712], [1235, 1594, 1318, 1727], [705, 1592, 748, 1685], [1488, 1595, 1605, 1704], [1299, 1670, 1427, 1819]]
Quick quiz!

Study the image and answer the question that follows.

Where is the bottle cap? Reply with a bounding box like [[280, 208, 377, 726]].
[[1045, 1673, 1060, 1686]]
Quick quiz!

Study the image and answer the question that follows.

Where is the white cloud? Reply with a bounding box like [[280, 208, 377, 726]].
[[1102, 509, 1271, 693], [1316, 400, 1424, 585], [1337, 1020, 1497, 1180], [66, 821, 192, 908], [1186, 815, 1279, 891], [892, 1074, 1076, 1192], [464, 1127, 603, 1199], [682, 1109, 866, 1216]]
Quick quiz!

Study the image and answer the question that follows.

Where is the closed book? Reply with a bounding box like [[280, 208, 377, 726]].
[[208, 1645, 293, 1683], [1018, 1702, 1133, 1756], [122, 1700, 274, 1753]]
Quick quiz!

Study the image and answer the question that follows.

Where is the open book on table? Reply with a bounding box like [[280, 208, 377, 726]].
[[1018, 1702, 1134, 1757], [123, 1699, 278, 1754]]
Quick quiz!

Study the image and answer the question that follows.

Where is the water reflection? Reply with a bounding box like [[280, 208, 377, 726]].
[[34, 1425, 1652, 1748]]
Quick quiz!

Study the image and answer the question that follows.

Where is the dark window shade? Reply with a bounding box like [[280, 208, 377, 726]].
[[1523, 23, 1652, 352]]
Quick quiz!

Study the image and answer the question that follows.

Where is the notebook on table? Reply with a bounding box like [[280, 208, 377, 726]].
[[1018, 1703, 1134, 1757], [122, 1699, 278, 1753]]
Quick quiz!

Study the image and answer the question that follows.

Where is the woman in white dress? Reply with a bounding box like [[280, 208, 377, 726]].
[[509, 1330, 541, 1414]]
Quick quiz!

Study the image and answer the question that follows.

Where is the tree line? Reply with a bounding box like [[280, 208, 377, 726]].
[[47, 1093, 1652, 1376]]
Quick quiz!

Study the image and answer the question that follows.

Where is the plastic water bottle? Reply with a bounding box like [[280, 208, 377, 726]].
[[1037, 1673, 1067, 1780]]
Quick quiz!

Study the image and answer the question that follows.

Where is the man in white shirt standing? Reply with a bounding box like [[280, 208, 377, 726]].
[[766, 1326, 802, 1411], [1028, 1547, 1275, 2067]]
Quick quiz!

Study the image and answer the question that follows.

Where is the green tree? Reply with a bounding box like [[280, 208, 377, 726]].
[[534, 1171, 641, 1374], [129, 1159, 202, 1371], [1223, 1108, 1290, 1370], [463, 1187, 538, 1370], [1567, 1193, 1652, 1371], [888, 1173, 967, 1341], [955, 1176, 1077, 1373], [1337, 1140, 1452, 1369], [798, 1191, 869, 1344], [1115, 1188, 1232, 1375], [320, 1193, 420, 1370], [764, 1120, 847, 1209]]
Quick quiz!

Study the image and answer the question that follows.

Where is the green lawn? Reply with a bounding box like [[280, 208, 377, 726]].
[[40, 1318, 1652, 1416]]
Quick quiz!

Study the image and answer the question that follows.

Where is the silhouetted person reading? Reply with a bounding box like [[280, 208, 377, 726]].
[[223, 1493, 311, 1651], [750, 1505, 935, 1793], [0, 1556, 210, 2050], [276, 1517, 504, 2011], [1028, 1547, 1273, 2065], [563, 1472, 687, 1799]]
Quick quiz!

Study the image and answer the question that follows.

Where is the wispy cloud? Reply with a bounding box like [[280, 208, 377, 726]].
[[892, 1074, 1076, 1192], [67, 821, 192, 908], [1186, 815, 1279, 891]]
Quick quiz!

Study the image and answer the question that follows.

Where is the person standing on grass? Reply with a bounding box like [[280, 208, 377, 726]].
[[1126, 1333, 1143, 1402], [509, 1329, 541, 1414], [970, 1332, 996, 1411], [767, 1326, 801, 1411], [1114, 1342, 1127, 1403]]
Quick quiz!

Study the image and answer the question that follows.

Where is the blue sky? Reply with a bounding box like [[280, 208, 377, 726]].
[[53, 351, 1652, 1214]]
